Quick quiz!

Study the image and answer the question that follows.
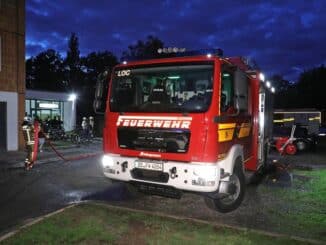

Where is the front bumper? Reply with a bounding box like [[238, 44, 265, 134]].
[[102, 154, 221, 192]]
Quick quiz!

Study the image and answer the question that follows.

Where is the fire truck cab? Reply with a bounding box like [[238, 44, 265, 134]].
[[95, 48, 273, 213]]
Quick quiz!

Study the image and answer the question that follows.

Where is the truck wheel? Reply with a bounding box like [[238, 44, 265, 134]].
[[204, 162, 245, 213]]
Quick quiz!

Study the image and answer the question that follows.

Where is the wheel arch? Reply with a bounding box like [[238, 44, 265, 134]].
[[218, 144, 244, 175]]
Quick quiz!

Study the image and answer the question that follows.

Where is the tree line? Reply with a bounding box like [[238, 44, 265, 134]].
[[26, 34, 164, 119], [26, 33, 326, 118]]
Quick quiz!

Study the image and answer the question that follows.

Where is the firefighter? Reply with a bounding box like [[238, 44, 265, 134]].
[[38, 122, 46, 152], [22, 117, 39, 170], [81, 117, 88, 130], [89, 116, 94, 137], [81, 117, 89, 139]]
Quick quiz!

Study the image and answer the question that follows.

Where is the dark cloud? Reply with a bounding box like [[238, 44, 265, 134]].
[[26, 0, 326, 81]]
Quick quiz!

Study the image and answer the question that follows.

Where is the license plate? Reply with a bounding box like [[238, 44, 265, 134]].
[[135, 160, 163, 171]]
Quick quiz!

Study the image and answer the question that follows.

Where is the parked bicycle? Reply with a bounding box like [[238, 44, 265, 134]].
[[43, 117, 67, 141], [70, 125, 93, 144]]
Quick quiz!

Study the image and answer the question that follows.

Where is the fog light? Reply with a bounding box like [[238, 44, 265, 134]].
[[102, 155, 114, 168], [193, 166, 217, 178]]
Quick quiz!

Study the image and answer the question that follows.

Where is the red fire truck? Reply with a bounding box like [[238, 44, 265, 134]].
[[94, 48, 273, 212]]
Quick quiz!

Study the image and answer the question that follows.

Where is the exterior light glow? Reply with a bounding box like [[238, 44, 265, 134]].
[[271, 87, 276, 93], [122, 61, 127, 65], [266, 81, 271, 88], [68, 93, 77, 101], [168, 76, 180, 79], [259, 73, 265, 82], [102, 155, 114, 168], [158, 47, 186, 54], [206, 53, 212, 58]]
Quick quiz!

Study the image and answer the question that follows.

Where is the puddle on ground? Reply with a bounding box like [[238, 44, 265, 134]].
[[82, 183, 133, 202]]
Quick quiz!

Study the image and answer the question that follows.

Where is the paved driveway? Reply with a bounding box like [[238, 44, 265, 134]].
[[0, 151, 117, 234]]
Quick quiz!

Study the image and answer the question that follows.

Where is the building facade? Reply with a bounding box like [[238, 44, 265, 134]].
[[25, 90, 77, 131], [0, 0, 25, 151]]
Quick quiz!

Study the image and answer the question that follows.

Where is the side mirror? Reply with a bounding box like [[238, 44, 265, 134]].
[[233, 69, 248, 112], [93, 72, 109, 114]]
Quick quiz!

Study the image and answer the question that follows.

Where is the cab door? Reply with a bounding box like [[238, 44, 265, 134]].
[[218, 65, 253, 164]]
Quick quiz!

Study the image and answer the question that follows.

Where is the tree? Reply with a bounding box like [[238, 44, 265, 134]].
[[273, 65, 326, 109], [26, 49, 66, 91], [65, 32, 81, 90], [270, 74, 291, 92], [81, 51, 118, 86], [296, 65, 326, 109], [121, 35, 164, 60], [77, 51, 118, 120]]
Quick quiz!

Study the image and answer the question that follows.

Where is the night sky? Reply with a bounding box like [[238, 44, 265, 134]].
[[26, 0, 326, 81]]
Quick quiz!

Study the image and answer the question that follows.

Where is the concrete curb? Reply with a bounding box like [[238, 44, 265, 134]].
[[0, 204, 77, 242], [1, 201, 322, 244]]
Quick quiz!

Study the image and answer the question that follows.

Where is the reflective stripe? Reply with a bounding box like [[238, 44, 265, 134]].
[[218, 123, 236, 142], [238, 123, 251, 138]]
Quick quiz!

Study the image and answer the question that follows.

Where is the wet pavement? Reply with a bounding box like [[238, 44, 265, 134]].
[[0, 138, 325, 241], [0, 141, 119, 235]]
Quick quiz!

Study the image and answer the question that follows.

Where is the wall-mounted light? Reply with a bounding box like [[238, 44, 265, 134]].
[[68, 93, 77, 101], [259, 73, 265, 82]]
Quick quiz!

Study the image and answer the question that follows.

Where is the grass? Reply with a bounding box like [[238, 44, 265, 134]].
[[261, 169, 326, 241], [1, 203, 308, 245]]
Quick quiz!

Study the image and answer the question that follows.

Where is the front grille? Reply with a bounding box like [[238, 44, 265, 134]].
[[118, 127, 190, 153], [131, 168, 169, 183], [130, 181, 182, 199]]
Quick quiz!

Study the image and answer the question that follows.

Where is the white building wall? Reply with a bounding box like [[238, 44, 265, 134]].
[[0, 91, 18, 151], [25, 90, 77, 132], [63, 101, 76, 131]]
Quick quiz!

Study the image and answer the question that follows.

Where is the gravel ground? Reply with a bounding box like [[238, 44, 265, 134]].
[[100, 137, 326, 241]]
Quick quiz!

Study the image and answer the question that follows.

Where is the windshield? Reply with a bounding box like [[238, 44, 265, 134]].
[[109, 62, 214, 113]]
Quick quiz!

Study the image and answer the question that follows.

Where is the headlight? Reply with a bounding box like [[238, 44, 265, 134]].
[[193, 166, 217, 178], [102, 155, 114, 168]]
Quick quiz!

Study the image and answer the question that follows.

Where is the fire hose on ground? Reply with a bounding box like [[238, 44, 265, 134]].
[[46, 139, 100, 162], [23, 121, 100, 169]]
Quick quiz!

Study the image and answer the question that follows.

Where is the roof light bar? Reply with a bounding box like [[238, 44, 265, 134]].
[[157, 47, 223, 57], [157, 47, 186, 54]]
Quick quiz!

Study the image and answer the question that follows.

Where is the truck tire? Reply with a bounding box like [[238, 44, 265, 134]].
[[204, 161, 245, 213], [249, 142, 270, 185]]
